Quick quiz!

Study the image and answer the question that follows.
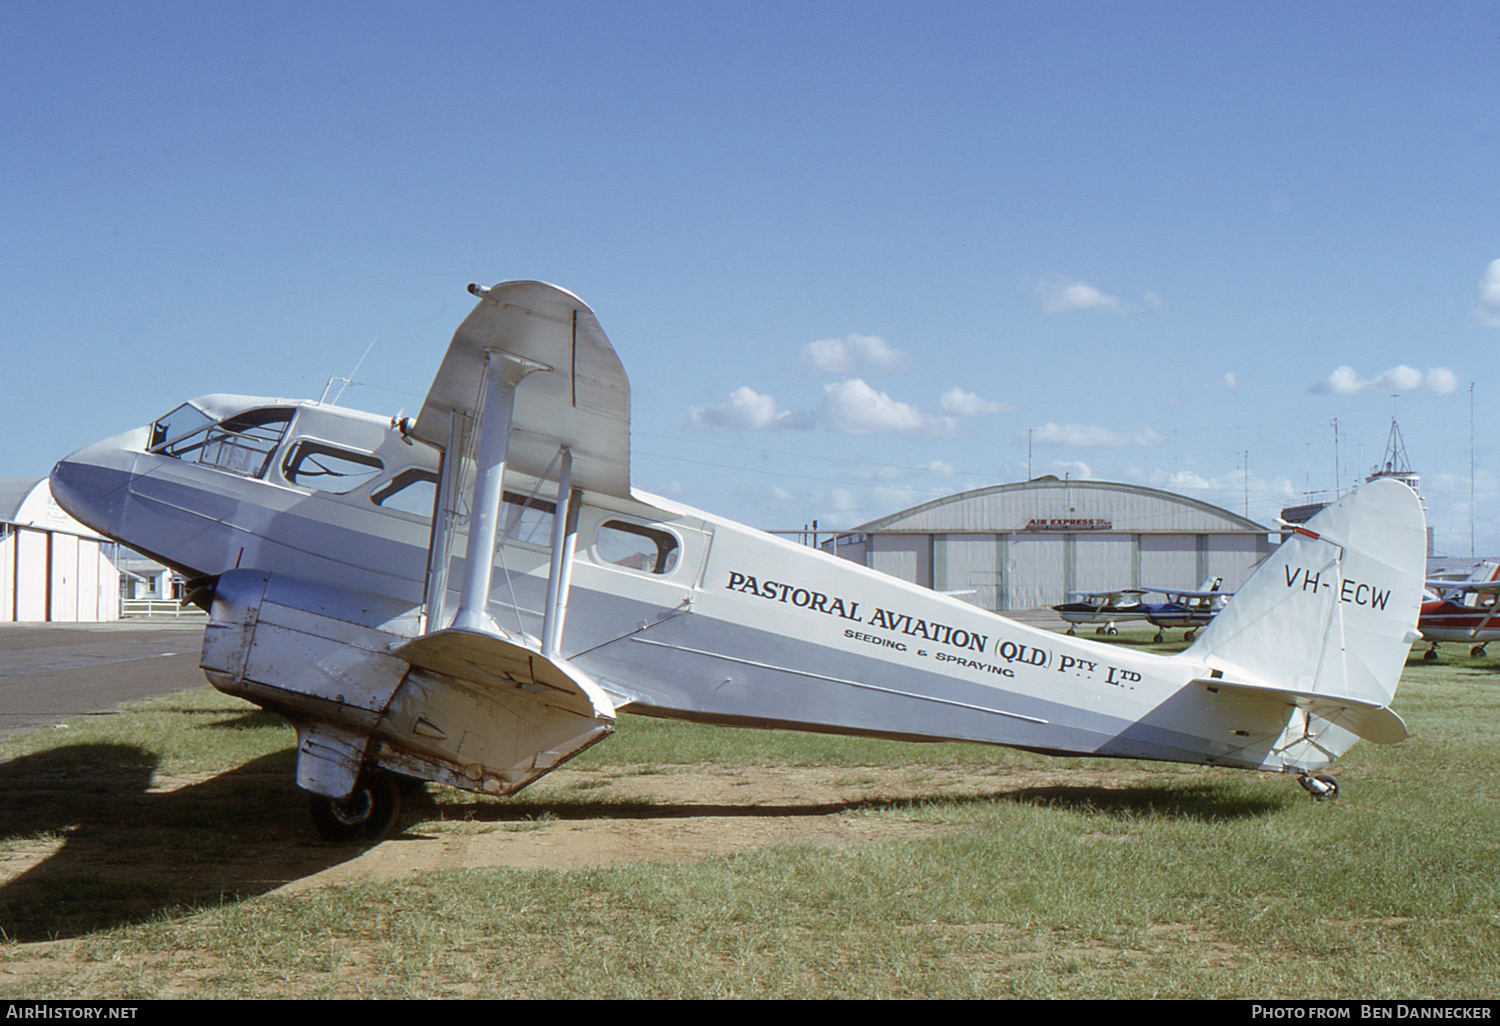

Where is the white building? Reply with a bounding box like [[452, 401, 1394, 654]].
[[826, 477, 1273, 611], [0, 477, 120, 622]]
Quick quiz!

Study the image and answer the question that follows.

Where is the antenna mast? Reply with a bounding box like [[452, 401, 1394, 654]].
[[321, 336, 379, 405]]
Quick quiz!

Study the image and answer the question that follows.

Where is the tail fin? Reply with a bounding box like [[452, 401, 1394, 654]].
[[1185, 478, 1427, 712]]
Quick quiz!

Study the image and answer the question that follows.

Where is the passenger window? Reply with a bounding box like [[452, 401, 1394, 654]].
[[595, 521, 679, 575], [502, 492, 554, 547], [282, 441, 383, 494], [371, 470, 438, 517]]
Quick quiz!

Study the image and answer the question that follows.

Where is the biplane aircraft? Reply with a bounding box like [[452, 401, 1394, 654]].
[[50, 281, 1429, 837], [1419, 561, 1500, 660]]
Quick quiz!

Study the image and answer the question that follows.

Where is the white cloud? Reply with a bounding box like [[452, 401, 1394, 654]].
[[1222, 372, 1238, 390], [1024, 422, 1165, 448], [1048, 460, 1094, 480], [1312, 365, 1460, 396], [1032, 276, 1123, 314], [800, 333, 905, 373], [820, 378, 932, 434], [1426, 367, 1461, 395], [1132, 467, 1297, 516], [687, 386, 812, 430], [937, 387, 1012, 416], [1473, 259, 1500, 327], [692, 379, 1009, 436]]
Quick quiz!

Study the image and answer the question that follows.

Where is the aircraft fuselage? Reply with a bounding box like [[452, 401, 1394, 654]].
[[51, 393, 1339, 780]]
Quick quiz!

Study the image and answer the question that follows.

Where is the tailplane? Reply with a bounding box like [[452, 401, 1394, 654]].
[[1184, 478, 1427, 721]]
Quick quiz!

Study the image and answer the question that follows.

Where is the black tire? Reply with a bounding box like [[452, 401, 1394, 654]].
[[308, 770, 402, 842]]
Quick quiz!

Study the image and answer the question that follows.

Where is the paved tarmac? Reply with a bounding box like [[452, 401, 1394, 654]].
[[0, 608, 1073, 740], [0, 620, 211, 736]]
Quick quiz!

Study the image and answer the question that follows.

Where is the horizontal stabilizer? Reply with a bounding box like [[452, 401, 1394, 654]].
[[1194, 678, 1408, 745], [394, 627, 616, 722]]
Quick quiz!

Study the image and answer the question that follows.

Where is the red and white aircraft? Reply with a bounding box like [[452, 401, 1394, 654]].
[[1419, 561, 1500, 659]]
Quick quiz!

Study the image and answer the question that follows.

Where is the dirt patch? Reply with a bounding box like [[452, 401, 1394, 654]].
[[275, 763, 1021, 891]]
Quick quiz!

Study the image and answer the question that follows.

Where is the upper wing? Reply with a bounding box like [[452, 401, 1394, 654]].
[[408, 281, 633, 500]]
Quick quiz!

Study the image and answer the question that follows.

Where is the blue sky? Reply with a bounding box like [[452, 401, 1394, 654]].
[[4, 1, 1497, 554]]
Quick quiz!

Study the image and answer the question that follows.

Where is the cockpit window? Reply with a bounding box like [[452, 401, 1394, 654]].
[[282, 441, 384, 494], [151, 406, 293, 479], [149, 403, 213, 451]]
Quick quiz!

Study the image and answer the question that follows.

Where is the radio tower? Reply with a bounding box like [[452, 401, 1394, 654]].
[[1366, 418, 1431, 555]]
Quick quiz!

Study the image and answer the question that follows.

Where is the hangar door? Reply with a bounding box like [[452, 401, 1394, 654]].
[[1001, 533, 1065, 610]]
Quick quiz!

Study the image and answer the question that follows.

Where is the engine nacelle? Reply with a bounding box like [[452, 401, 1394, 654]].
[[201, 569, 614, 806]]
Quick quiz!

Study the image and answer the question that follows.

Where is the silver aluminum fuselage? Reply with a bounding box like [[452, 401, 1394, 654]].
[[50, 396, 1323, 775]]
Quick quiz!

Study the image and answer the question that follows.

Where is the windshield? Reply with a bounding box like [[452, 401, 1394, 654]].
[[149, 403, 213, 451], [150, 405, 293, 479]]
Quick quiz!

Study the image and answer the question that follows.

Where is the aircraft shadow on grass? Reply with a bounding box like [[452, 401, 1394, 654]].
[[0, 742, 356, 943], [0, 739, 1280, 941]]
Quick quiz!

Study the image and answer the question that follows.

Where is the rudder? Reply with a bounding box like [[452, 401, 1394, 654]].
[[1184, 478, 1426, 710]]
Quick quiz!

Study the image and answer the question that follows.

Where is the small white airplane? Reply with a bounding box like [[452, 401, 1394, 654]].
[[50, 281, 1429, 837], [1051, 589, 1149, 635]]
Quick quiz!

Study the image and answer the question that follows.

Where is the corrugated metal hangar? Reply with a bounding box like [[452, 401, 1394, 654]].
[[827, 477, 1273, 612], [0, 477, 120, 622]]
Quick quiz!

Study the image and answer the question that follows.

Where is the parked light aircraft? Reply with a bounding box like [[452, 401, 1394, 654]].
[[1054, 579, 1229, 641], [1051, 589, 1148, 635], [1419, 561, 1500, 660], [50, 281, 1429, 837], [1141, 579, 1229, 644]]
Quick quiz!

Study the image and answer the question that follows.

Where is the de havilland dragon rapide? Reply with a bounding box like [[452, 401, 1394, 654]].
[[50, 281, 1429, 839]]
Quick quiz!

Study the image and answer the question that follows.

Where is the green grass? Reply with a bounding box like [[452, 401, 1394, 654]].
[[3, 641, 1500, 998]]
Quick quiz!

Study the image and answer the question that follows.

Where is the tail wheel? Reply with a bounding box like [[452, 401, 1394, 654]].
[[1298, 773, 1339, 802], [308, 769, 402, 842]]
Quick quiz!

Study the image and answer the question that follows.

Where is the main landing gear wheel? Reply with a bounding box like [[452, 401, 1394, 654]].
[[1298, 773, 1339, 802], [308, 769, 402, 842]]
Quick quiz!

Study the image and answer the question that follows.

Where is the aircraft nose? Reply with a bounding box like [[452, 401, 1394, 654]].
[[49, 434, 140, 541]]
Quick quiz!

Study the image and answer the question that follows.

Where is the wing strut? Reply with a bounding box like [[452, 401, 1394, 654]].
[[541, 446, 580, 658], [450, 350, 547, 634]]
